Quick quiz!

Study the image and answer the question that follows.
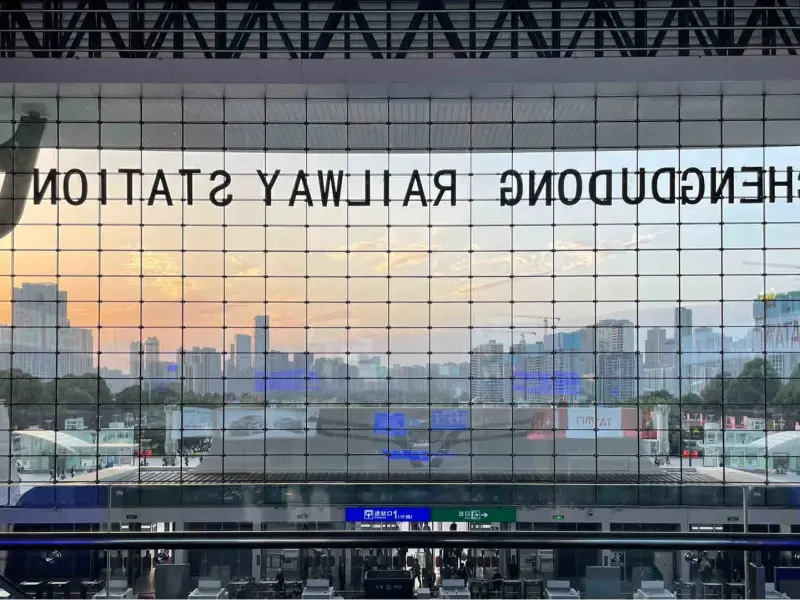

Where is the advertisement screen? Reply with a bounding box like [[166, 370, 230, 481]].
[[195, 405, 649, 477]]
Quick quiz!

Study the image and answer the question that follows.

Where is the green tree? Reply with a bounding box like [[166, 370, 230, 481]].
[[0, 369, 50, 428], [47, 375, 113, 404], [641, 389, 675, 404], [40, 375, 115, 428], [700, 373, 732, 405], [728, 358, 783, 406], [115, 384, 144, 405], [680, 392, 703, 405], [771, 362, 800, 421]]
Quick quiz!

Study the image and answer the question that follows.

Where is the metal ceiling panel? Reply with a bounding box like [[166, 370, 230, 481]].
[[225, 99, 266, 123], [430, 100, 471, 123], [765, 121, 800, 147], [101, 123, 141, 148], [265, 124, 304, 149], [721, 121, 763, 147], [184, 98, 224, 123], [513, 98, 554, 123], [512, 123, 554, 150], [472, 100, 512, 123], [226, 123, 266, 150], [307, 99, 348, 123], [348, 99, 389, 123], [389, 100, 429, 123], [553, 122, 595, 149], [306, 124, 348, 149], [265, 100, 306, 123], [348, 124, 388, 150], [679, 121, 722, 148]]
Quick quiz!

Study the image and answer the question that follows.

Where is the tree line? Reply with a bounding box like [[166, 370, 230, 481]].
[[0, 357, 799, 430]]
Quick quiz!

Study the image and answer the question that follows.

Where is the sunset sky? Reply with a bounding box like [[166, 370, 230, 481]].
[[1, 143, 798, 370]]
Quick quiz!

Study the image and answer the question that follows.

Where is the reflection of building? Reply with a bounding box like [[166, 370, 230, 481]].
[[674, 307, 693, 352], [357, 355, 383, 391], [699, 419, 794, 471], [13, 417, 137, 473], [470, 341, 510, 404], [0, 284, 94, 378], [235, 334, 252, 372], [753, 290, 800, 378], [254, 315, 270, 375], [144, 336, 161, 379], [597, 319, 637, 403], [644, 328, 667, 369], [128, 341, 142, 378], [182, 347, 223, 396], [523, 352, 592, 405]]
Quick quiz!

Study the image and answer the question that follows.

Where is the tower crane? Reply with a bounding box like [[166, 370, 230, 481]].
[[472, 328, 536, 346], [511, 314, 562, 331]]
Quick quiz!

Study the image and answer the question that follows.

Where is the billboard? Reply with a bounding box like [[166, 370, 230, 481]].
[[194, 405, 651, 477], [560, 407, 627, 439], [223, 407, 319, 440]]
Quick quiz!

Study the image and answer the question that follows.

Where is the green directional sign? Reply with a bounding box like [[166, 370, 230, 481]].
[[431, 507, 517, 523]]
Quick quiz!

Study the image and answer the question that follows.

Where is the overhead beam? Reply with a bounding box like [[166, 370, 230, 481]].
[[0, 0, 798, 59], [0, 56, 797, 89]]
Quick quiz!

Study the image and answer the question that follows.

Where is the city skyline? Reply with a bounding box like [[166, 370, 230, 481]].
[[1, 279, 795, 408], [0, 141, 796, 373]]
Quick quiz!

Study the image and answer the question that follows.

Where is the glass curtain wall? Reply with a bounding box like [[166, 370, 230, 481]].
[[0, 92, 798, 494]]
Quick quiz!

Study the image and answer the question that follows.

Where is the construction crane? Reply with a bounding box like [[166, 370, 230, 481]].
[[470, 315, 561, 347], [512, 314, 562, 331], [473, 327, 535, 346]]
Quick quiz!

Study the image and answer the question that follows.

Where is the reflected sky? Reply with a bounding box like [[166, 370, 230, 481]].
[[3, 139, 798, 369]]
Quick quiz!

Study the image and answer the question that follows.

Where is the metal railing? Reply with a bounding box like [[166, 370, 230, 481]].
[[0, 530, 798, 551]]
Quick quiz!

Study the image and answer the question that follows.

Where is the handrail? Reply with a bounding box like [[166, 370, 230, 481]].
[[0, 531, 799, 551], [0, 573, 31, 600]]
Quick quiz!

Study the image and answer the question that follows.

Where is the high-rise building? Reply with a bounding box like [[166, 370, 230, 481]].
[[470, 340, 510, 404], [644, 327, 668, 369], [4, 283, 93, 379], [13, 283, 68, 328], [182, 347, 223, 396], [597, 319, 637, 403], [675, 307, 693, 352], [254, 315, 270, 376], [597, 319, 635, 354], [129, 341, 142, 378], [235, 334, 252, 372], [144, 336, 160, 378]]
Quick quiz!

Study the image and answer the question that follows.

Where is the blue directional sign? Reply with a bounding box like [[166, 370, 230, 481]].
[[345, 507, 431, 522], [431, 409, 468, 430], [373, 412, 408, 436]]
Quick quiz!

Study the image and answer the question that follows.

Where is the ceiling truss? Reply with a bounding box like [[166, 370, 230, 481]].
[[0, 0, 797, 60]]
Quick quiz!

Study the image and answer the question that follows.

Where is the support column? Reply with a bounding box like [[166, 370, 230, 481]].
[[173, 522, 188, 566], [252, 521, 262, 579]]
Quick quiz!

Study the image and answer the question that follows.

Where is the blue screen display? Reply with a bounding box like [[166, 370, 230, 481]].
[[431, 409, 468, 430], [345, 507, 431, 522], [373, 410, 468, 434], [255, 370, 320, 393], [513, 370, 582, 395], [381, 449, 456, 461]]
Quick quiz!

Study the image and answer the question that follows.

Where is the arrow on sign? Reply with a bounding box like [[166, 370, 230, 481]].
[[481, 512, 488, 518]]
